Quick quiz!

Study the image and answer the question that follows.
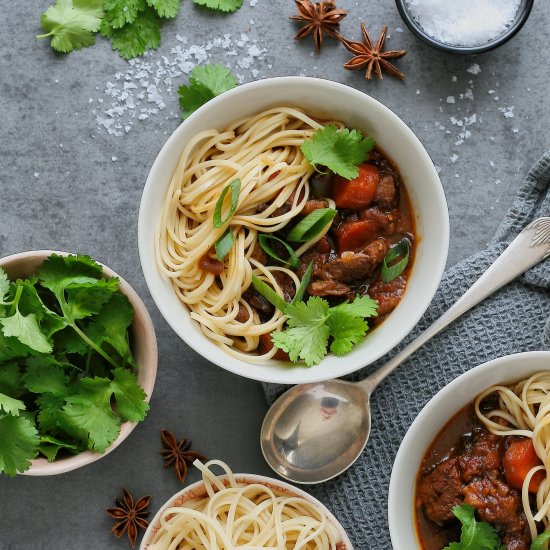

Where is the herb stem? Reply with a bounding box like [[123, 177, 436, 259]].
[[36, 32, 53, 39], [9, 286, 23, 316], [70, 323, 120, 370]]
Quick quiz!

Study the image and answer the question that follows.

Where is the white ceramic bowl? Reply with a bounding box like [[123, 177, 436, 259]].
[[0, 250, 158, 476], [139, 76, 449, 384], [140, 472, 353, 550], [388, 350, 550, 549]]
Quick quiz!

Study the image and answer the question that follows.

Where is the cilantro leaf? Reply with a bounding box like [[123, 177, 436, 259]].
[[332, 295, 378, 318], [23, 357, 68, 395], [178, 64, 238, 118], [0, 311, 52, 354], [327, 311, 368, 356], [111, 368, 149, 422], [0, 331, 32, 362], [531, 532, 550, 550], [102, 7, 161, 59], [103, 0, 146, 29], [62, 377, 121, 453], [37, 0, 104, 53], [38, 254, 103, 295], [193, 0, 243, 12], [0, 269, 9, 304], [0, 414, 39, 476], [301, 125, 375, 180], [271, 298, 330, 366], [0, 393, 26, 416], [63, 278, 119, 321], [443, 504, 504, 550], [147, 0, 180, 18], [36, 393, 67, 433]]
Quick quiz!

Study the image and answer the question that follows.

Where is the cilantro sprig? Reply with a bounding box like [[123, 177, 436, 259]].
[[301, 125, 375, 180], [0, 254, 148, 476], [252, 269, 378, 366], [178, 64, 238, 119]]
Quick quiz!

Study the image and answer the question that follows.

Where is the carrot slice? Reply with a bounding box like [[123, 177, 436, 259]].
[[333, 164, 380, 209], [503, 438, 545, 493], [335, 220, 378, 252]]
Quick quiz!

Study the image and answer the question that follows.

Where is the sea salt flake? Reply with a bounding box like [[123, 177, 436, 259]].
[[451, 75, 457, 82], [467, 63, 481, 75], [446, 96, 456, 104], [34, 172, 39, 178], [111, 156, 117, 161], [450, 154, 459, 163], [490, 161, 495, 167]]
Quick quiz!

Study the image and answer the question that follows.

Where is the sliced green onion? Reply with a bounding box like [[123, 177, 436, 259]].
[[287, 208, 337, 242], [381, 239, 410, 283], [258, 234, 300, 269], [292, 261, 313, 304], [251, 275, 288, 312], [214, 228, 235, 260], [213, 179, 241, 228]]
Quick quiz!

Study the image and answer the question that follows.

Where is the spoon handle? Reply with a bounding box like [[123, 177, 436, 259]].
[[360, 217, 550, 394]]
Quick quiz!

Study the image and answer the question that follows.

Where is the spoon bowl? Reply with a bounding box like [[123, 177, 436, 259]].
[[261, 379, 371, 484]]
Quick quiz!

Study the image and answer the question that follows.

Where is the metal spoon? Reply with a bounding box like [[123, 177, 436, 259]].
[[261, 217, 550, 484]]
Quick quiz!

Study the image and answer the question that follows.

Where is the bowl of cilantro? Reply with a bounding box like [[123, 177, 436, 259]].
[[139, 76, 449, 384], [0, 250, 157, 476]]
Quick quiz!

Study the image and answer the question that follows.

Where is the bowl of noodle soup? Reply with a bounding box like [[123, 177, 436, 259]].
[[389, 350, 550, 549], [140, 459, 352, 550], [139, 76, 449, 384]]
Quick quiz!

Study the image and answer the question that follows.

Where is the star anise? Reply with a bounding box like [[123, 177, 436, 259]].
[[341, 24, 407, 80], [106, 488, 151, 549], [160, 428, 207, 483], [290, 0, 347, 53]]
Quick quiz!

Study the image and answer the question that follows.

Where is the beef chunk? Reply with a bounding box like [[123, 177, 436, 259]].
[[368, 275, 406, 316], [308, 280, 351, 296], [297, 248, 329, 279], [235, 304, 250, 323], [301, 199, 329, 215], [417, 458, 463, 523], [250, 243, 267, 265], [323, 239, 389, 283], [458, 427, 503, 482], [273, 271, 296, 302], [198, 253, 224, 274], [374, 174, 397, 208], [360, 207, 400, 234], [243, 289, 273, 315]]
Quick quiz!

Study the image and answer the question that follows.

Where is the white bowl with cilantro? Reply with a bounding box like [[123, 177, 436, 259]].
[[139, 76, 449, 384], [0, 250, 157, 476], [388, 351, 550, 549]]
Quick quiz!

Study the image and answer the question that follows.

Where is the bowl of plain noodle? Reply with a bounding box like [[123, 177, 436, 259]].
[[140, 459, 352, 550], [389, 350, 550, 549], [138, 76, 449, 384]]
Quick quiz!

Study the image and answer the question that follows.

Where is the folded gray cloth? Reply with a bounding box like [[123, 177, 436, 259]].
[[262, 151, 550, 549]]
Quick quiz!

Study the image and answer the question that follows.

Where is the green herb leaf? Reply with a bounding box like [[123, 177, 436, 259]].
[[0, 269, 9, 304], [147, 0, 180, 18], [327, 311, 368, 356], [0, 331, 32, 363], [193, 0, 243, 13], [38, 254, 103, 296], [292, 261, 313, 304], [101, 7, 161, 59], [213, 179, 241, 228], [271, 297, 330, 366], [0, 393, 26, 416], [110, 368, 149, 422], [37, 0, 104, 53], [62, 377, 121, 453], [381, 239, 410, 283], [0, 311, 52, 354], [0, 362, 22, 397], [103, 0, 146, 29], [23, 357, 68, 396], [0, 414, 39, 476], [251, 275, 288, 313], [331, 295, 378, 318], [178, 64, 238, 118], [258, 234, 300, 269], [443, 504, 503, 550], [287, 208, 337, 242], [215, 228, 235, 260], [531, 532, 550, 550], [301, 125, 375, 180], [38, 435, 79, 462]]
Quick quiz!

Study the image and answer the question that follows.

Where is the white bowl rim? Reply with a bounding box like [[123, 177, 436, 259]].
[[0, 249, 158, 476], [388, 350, 550, 549], [140, 471, 354, 550], [138, 75, 450, 384]]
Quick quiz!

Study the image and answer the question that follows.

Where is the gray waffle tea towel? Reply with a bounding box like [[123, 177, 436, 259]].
[[262, 151, 550, 549]]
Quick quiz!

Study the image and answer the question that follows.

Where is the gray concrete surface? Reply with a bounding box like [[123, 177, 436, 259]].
[[0, 0, 548, 548]]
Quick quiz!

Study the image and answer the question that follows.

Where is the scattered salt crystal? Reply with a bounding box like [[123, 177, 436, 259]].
[[34, 172, 39, 178], [466, 63, 482, 75], [455, 174, 459, 178], [495, 179, 501, 185], [512, 128, 519, 133], [416, 89, 421, 95], [488, 90, 495, 94], [435, 165, 442, 173], [450, 154, 459, 163], [490, 161, 495, 167], [464, 89, 474, 100], [451, 75, 457, 82], [404, 0, 520, 46], [250, 0, 258, 5], [446, 96, 456, 104], [111, 156, 117, 161], [498, 105, 515, 118], [396, 27, 403, 32]]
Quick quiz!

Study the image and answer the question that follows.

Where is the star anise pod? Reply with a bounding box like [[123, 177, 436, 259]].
[[160, 428, 207, 483], [290, 0, 347, 52], [106, 488, 151, 549], [341, 24, 407, 80]]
